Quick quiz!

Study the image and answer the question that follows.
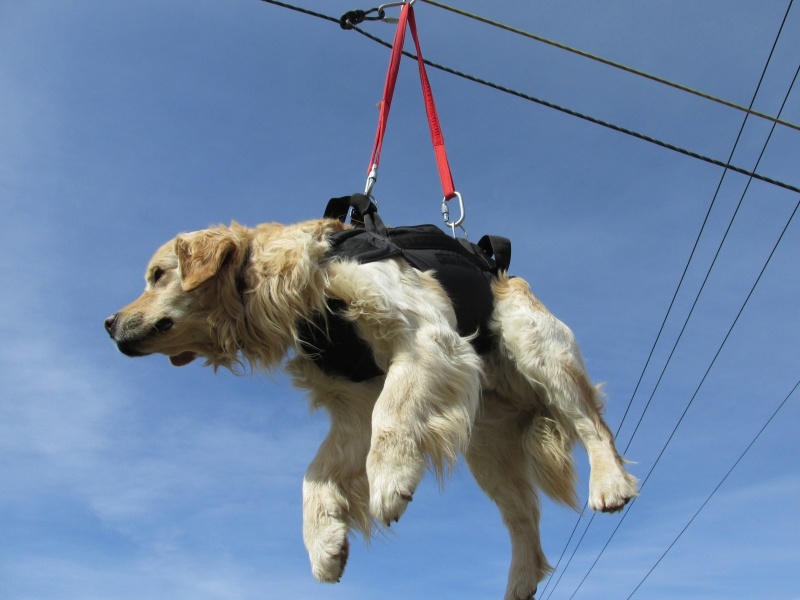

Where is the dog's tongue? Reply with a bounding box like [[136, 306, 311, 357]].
[[169, 351, 197, 367]]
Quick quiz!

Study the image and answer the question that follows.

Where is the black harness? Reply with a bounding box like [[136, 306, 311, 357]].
[[298, 194, 511, 382]]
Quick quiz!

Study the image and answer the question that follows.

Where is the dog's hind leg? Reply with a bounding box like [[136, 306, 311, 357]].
[[492, 275, 638, 513], [287, 359, 379, 583], [466, 394, 550, 600]]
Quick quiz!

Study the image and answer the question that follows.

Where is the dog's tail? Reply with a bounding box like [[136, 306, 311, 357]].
[[523, 408, 579, 510]]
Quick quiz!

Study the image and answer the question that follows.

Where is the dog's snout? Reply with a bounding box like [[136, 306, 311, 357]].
[[104, 313, 119, 337]]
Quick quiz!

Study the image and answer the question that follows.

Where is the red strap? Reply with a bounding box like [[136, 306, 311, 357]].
[[368, 3, 457, 200]]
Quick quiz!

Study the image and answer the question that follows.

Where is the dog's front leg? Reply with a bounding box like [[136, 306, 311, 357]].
[[366, 323, 482, 526], [327, 261, 482, 526], [289, 360, 379, 583]]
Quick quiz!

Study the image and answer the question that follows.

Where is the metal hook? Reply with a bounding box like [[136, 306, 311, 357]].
[[441, 191, 466, 238], [378, 0, 418, 10], [377, 0, 417, 22], [364, 163, 378, 197]]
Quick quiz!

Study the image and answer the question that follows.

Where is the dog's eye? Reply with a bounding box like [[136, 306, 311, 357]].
[[152, 267, 165, 284]]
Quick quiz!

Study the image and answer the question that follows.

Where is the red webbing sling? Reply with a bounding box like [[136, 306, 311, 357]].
[[366, 2, 457, 204]]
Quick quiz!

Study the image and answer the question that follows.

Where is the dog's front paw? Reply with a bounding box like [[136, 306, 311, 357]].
[[367, 432, 425, 526], [370, 480, 414, 526], [307, 526, 350, 583], [505, 586, 537, 600], [303, 490, 351, 583], [589, 470, 638, 513]]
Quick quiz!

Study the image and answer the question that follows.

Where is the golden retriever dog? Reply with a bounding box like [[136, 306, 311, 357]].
[[104, 217, 637, 600]]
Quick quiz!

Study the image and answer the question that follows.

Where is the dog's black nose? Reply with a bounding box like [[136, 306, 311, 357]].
[[104, 314, 118, 337]]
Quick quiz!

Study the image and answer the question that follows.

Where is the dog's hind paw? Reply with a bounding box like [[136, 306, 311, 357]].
[[589, 470, 638, 513]]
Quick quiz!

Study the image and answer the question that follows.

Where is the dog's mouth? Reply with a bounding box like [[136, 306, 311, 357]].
[[169, 351, 197, 366], [115, 339, 151, 358], [106, 314, 196, 366]]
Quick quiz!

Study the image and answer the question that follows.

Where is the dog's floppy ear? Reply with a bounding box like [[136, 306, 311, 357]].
[[175, 228, 240, 292]]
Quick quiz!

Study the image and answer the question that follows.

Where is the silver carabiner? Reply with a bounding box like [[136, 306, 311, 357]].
[[441, 191, 466, 238], [378, 0, 417, 22]]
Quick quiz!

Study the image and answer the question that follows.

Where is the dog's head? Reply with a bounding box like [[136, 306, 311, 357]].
[[104, 225, 249, 368]]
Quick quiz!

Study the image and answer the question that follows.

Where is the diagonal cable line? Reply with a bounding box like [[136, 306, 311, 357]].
[[256, 2, 799, 596], [538, 503, 589, 598], [542, 4, 797, 594], [564, 147, 800, 600], [621, 57, 799, 458], [420, 0, 800, 133], [541, 509, 596, 600], [564, 191, 799, 598], [614, 0, 795, 443], [625, 377, 800, 598], [347, 24, 800, 195], [257, 0, 800, 195]]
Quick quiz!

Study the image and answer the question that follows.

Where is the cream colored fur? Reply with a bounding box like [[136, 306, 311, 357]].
[[105, 219, 638, 600]]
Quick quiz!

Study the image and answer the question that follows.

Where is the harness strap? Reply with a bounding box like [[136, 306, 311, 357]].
[[368, 3, 456, 201], [323, 194, 511, 275], [309, 194, 513, 377]]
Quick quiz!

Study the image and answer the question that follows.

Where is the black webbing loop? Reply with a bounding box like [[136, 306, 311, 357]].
[[323, 194, 388, 236], [478, 235, 512, 273], [339, 7, 385, 30]]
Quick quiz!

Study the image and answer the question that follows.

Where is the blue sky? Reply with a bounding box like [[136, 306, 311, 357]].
[[1, 1, 799, 598]]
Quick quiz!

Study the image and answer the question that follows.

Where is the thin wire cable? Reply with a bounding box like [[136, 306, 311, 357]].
[[540, 5, 797, 594], [626, 377, 800, 598], [564, 164, 800, 600], [257, 1, 800, 595], [541, 510, 596, 600], [256, 0, 800, 195], [347, 25, 800, 196], [257, 0, 340, 24], [420, 0, 800, 133], [619, 16, 798, 455], [537, 503, 588, 598], [565, 195, 799, 600], [547, 20, 799, 597], [558, 376, 800, 600], [615, 0, 794, 442]]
